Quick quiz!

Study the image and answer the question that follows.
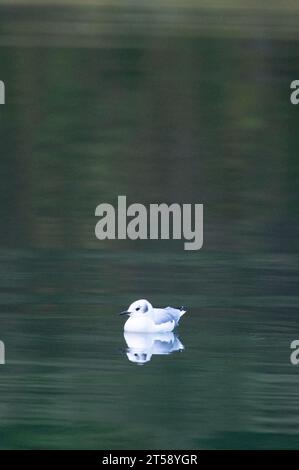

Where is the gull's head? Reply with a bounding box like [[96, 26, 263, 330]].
[[120, 299, 152, 317]]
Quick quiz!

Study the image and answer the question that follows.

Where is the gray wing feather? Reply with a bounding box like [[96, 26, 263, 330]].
[[153, 307, 183, 326]]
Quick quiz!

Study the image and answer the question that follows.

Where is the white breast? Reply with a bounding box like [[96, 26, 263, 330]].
[[124, 315, 175, 333]]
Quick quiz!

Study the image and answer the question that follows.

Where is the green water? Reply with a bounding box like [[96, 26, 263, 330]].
[[1, 251, 299, 449], [0, 4, 299, 450]]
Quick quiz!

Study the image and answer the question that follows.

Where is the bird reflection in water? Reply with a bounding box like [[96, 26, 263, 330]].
[[124, 332, 184, 365]]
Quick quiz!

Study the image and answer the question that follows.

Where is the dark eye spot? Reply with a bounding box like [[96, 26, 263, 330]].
[[136, 307, 140, 311]]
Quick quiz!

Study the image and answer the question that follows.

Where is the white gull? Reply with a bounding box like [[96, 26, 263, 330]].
[[120, 299, 186, 333]]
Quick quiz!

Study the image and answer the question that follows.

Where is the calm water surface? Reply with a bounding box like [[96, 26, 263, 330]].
[[0, 250, 298, 449]]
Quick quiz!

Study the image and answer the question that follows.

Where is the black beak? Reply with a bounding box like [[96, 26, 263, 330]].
[[119, 311, 130, 316]]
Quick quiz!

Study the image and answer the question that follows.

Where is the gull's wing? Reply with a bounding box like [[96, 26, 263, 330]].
[[152, 307, 185, 326]]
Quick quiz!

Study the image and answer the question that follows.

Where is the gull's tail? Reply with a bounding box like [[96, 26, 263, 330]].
[[179, 306, 187, 317], [164, 306, 187, 325]]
